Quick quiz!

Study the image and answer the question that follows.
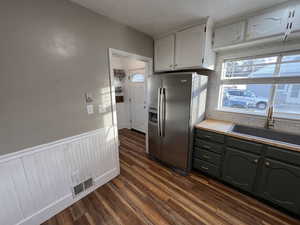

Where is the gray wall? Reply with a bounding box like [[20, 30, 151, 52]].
[[0, 0, 153, 155]]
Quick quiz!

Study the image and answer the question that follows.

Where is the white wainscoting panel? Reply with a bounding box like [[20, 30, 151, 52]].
[[0, 126, 119, 225]]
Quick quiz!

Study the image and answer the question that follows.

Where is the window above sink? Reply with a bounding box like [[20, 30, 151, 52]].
[[218, 52, 300, 119]]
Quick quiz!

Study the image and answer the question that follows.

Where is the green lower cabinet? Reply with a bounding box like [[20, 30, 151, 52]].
[[258, 159, 300, 214], [194, 128, 300, 216], [222, 147, 260, 193]]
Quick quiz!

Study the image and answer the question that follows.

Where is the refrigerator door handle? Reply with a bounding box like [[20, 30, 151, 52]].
[[157, 88, 161, 136], [161, 88, 166, 137]]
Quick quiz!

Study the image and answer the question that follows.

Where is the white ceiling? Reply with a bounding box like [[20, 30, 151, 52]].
[[70, 0, 288, 37]]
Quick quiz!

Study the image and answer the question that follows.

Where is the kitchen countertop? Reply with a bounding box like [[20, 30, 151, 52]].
[[195, 119, 300, 153]]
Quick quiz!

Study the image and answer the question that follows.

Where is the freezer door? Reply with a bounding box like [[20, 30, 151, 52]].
[[148, 117, 161, 158], [161, 75, 192, 170], [148, 75, 162, 110], [148, 76, 162, 158]]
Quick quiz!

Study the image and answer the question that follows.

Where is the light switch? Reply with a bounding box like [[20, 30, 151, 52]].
[[87, 104, 94, 114]]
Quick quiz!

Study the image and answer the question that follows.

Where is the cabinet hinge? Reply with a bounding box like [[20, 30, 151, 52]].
[[204, 26, 207, 33]]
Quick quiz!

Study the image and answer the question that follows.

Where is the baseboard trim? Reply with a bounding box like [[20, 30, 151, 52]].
[[17, 168, 119, 225]]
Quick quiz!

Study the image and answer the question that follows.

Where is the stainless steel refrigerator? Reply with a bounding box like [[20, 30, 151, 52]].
[[148, 72, 208, 174]]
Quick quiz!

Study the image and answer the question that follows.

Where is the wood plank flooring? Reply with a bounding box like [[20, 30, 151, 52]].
[[43, 129, 300, 225]]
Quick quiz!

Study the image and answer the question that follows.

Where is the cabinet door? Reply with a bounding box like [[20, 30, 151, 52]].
[[154, 35, 175, 72], [259, 159, 300, 214], [175, 24, 206, 70], [291, 4, 300, 34], [222, 148, 259, 193], [246, 7, 289, 40], [214, 21, 245, 48]]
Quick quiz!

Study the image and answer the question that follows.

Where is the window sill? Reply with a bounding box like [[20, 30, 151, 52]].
[[216, 108, 266, 117], [216, 108, 300, 122]]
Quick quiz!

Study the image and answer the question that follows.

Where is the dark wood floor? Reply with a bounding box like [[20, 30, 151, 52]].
[[43, 129, 300, 225]]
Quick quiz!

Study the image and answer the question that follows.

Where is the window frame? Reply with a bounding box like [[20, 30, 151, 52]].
[[130, 73, 145, 83], [218, 51, 300, 120]]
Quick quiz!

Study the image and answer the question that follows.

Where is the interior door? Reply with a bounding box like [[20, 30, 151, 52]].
[[129, 69, 147, 133], [154, 35, 175, 72], [175, 24, 205, 70], [161, 75, 192, 170]]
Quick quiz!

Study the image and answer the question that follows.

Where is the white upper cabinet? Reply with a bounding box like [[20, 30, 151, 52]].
[[290, 4, 300, 34], [214, 21, 245, 48], [246, 7, 289, 40], [154, 18, 215, 72], [175, 24, 206, 70], [154, 34, 175, 72]]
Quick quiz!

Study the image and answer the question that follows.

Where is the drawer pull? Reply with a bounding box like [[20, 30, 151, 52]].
[[203, 155, 210, 159], [253, 159, 259, 164], [265, 161, 270, 167], [203, 145, 211, 150], [204, 135, 211, 139], [201, 166, 209, 170]]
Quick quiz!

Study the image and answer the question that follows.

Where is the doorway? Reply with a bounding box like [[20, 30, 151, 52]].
[[129, 68, 147, 133], [108, 48, 153, 153]]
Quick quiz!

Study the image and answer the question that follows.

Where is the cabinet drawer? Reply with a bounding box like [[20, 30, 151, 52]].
[[193, 159, 220, 177], [194, 148, 221, 166], [266, 146, 300, 167], [227, 137, 262, 155], [194, 139, 224, 154], [195, 129, 225, 144]]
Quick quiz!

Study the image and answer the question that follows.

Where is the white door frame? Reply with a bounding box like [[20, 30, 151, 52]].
[[108, 48, 153, 153]]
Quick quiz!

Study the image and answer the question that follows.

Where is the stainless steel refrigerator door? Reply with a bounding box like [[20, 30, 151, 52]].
[[161, 75, 192, 170], [148, 76, 162, 110], [148, 118, 161, 159], [148, 76, 162, 159]]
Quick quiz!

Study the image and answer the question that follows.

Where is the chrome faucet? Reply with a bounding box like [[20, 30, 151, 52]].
[[265, 106, 275, 129]]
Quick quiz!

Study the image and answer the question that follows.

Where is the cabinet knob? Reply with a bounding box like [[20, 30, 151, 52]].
[[265, 161, 270, 167], [174, 64, 178, 67], [253, 159, 259, 164], [169, 65, 173, 67]]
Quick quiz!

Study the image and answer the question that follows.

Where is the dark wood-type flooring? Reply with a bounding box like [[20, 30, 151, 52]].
[[43, 129, 300, 225]]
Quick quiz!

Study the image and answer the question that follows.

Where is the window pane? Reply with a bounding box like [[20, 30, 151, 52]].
[[274, 84, 300, 115], [131, 74, 144, 82], [282, 54, 300, 62], [220, 84, 271, 114], [279, 62, 300, 77], [224, 56, 277, 79]]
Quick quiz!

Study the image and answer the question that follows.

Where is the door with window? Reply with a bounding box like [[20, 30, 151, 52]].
[[129, 69, 147, 133]]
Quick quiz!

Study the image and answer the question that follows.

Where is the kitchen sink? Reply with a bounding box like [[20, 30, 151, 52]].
[[232, 124, 300, 145]]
